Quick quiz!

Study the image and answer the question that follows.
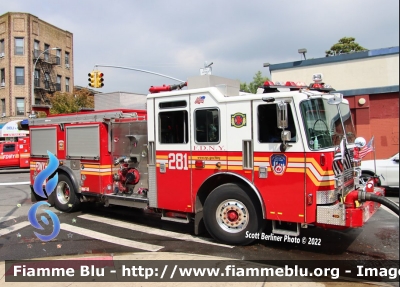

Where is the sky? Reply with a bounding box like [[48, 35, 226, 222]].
[[2, 0, 399, 94]]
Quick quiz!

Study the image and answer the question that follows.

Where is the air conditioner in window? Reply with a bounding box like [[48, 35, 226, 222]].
[[65, 64, 70, 69], [1, 113, 5, 118], [0, 52, 4, 58], [0, 82, 5, 87]]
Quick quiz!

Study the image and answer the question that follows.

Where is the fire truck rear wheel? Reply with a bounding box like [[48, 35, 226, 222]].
[[203, 183, 262, 245], [51, 173, 80, 212]]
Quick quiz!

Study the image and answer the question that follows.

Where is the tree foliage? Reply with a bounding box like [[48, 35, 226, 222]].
[[48, 88, 94, 115], [325, 37, 367, 57], [240, 71, 269, 94]]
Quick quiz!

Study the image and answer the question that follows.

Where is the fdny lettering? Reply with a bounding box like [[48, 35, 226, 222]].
[[1, 154, 16, 159], [193, 145, 225, 151]]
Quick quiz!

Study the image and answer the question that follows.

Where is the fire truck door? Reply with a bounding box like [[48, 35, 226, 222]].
[[252, 101, 306, 223], [190, 93, 228, 195], [154, 96, 192, 212], [0, 143, 18, 167]]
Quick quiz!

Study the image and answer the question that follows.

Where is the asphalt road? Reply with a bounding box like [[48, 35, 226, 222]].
[[0, 168, 398, 262]]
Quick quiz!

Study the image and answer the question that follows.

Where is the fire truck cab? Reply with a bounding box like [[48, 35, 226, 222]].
[[0, 137, 30, 169], [29, 74, 384, 245]]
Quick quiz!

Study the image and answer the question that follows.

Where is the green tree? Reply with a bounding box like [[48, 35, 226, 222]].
[[48, 88, 94, 115], [240, 71, 269, 93], [325, 37, 367, 57]]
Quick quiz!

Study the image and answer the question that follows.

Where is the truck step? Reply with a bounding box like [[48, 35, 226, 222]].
[[104, 193, 148, 209], [161, 210, 190, 224], [272, 221, 300, 236]]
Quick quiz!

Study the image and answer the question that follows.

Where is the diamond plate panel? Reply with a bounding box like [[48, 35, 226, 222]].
[[316, 189, 337, 204], [316, 203, 346, 226]]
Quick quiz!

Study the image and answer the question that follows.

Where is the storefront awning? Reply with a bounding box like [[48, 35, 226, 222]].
[[0, 120, 29, 137]]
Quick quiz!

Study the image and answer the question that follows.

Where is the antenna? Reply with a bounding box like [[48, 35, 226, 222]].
[[200, 61, 213, 75]]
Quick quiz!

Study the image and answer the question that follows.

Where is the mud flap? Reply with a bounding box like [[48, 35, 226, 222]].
[[194, 210, 205, 235]]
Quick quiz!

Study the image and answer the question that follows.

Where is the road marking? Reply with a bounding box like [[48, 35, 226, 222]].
[[0, 181, 30, 186], [0, 216, 16, 223], [0, 221, 31, 236], [60, 223, 164, 252], [79, 214, 233, 248]]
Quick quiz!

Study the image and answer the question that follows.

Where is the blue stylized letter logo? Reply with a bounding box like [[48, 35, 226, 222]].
[[28, 151, 61, 241]]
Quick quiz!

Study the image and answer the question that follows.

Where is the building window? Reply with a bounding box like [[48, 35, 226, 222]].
[[0, 68, 5, 87], [56, 49, 61, 65], [16, 98, 25, 116], [44, 72, 50, 89], [56, 75, 61, 91], [1, 99, 5, 116], [15, 38, 24, 55], [44, 43, 50, 61], [15, 67, 25, 85], [34, 40, 40, 58], [65, 77, 70, 92], [65, 52, 70, 69], [195, 108, 220, 143], [34, 69, 40, 88], [0, 39, 4, 57]]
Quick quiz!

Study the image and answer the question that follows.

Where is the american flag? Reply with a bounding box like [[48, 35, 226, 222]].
[[333, 139, 352, 176], [359, 136, 374, 159]]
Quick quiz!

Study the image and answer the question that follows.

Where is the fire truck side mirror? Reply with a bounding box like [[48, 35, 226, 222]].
[[327, 93, 343, 105], [276, 101, 288, 129]]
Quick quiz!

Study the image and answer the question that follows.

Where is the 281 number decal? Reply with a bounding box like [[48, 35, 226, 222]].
[[168, 153, 188, 170]]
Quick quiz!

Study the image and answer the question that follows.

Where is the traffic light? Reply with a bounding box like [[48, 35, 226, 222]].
[[97, 72, 104, 88], [88, 71, 97, 88]]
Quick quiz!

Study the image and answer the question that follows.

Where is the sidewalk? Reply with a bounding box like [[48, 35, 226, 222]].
[[0, 252, 390, 287]]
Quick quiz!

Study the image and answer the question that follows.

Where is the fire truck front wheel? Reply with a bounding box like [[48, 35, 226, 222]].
[[203, 183, 263, 245], [50, 173, 81, 212]]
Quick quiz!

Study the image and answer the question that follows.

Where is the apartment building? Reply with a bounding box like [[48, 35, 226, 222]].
[[0, 12, 74, 122]]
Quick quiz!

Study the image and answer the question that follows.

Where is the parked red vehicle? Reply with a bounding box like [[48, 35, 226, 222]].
[[0, 137, 30, 168]]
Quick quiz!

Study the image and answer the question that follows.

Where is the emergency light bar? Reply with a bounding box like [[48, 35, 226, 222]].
[[262, 78, 334, 93]]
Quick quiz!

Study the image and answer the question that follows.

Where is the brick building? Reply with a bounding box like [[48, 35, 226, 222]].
[[0, 12, 74, 122], [267, 47, 399, 159]]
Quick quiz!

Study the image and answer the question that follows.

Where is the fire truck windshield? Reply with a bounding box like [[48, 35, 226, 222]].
[[300, 98, 356, 150]]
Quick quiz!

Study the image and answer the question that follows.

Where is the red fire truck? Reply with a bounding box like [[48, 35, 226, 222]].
[[0, 137, 30, 169], [29, 74, 386, 245]]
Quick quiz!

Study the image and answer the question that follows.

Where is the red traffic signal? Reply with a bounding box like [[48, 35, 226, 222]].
[[97, 72, 104, 88]]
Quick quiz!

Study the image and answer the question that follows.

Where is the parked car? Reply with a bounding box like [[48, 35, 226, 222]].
[[360, 153, 399, 190]]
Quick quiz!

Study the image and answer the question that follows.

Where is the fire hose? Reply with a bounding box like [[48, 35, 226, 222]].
[[358, 191, 399, 216]]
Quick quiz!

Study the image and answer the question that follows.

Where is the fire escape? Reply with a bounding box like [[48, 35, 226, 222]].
[[32, 50, 60, 104]]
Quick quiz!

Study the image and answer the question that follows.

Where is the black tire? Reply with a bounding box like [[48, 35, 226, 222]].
[[203, 183, 263, 245], [49, 173, 81, 212]]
